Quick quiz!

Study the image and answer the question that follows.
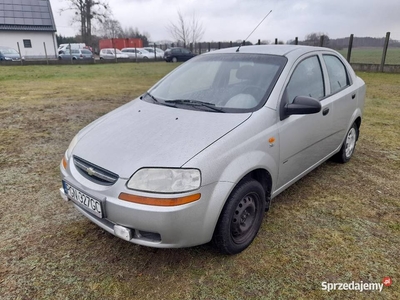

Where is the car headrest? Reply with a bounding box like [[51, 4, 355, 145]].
[[236, 65, 255, 81]]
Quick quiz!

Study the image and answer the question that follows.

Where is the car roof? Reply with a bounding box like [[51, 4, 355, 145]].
[[206, 45, 337, 58]]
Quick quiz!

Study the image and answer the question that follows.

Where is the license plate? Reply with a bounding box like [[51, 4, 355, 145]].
[[62, 181, 103, 218]]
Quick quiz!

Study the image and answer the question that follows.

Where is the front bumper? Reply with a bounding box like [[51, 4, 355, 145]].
[[60, 165, 234, 248]]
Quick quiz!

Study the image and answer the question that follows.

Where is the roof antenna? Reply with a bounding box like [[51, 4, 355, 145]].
[[236, 10, 272, 52]]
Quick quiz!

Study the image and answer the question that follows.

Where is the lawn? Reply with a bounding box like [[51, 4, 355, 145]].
[[0, 63, 399, 299], [338, 47, 400, 65]]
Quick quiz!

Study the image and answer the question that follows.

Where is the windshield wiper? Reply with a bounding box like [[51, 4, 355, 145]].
[[145, 92, 159, 103], [144, 92, 178, 108], [165, 99, 225, 112]]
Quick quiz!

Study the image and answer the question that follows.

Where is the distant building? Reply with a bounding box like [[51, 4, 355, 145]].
[[0, 0, 57, 59]]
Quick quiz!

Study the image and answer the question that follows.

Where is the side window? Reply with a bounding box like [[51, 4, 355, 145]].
[[323, 55, 349, 94], [286, 56, 325, 103]]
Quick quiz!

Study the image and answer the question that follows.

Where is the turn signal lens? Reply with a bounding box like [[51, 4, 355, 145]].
[[62, 156, 68, 169], [118, 193, 201, 206]]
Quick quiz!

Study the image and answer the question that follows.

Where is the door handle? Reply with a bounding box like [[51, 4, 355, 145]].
[[322, 108, 329, 116], [352, 94, 356, 99]]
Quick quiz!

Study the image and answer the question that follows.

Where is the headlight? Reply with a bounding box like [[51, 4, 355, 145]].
[[127, 168, 201, 193], [66, 135, 79, 159]]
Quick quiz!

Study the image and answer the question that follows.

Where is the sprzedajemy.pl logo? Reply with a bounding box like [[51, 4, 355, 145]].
[[322, 277, 392, 292]]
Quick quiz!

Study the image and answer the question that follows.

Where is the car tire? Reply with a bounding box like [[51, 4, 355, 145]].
[[143, 56, 148, 60], [333, 122, 359, 163], [172, 57, 178, 63], [212, 179, 266, 255]]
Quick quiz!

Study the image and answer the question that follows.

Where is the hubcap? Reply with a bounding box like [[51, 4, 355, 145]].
[[231, 193, 258, 244], [345, 128, 356, 158]]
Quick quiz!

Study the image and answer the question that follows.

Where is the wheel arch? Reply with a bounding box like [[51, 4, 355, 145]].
[[240, 168, 273, 210], [354, 116, 362, 140]]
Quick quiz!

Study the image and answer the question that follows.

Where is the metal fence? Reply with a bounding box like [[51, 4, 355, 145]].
[[2, 32, 399, 73]]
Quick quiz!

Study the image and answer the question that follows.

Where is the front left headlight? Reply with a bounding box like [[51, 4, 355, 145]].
[[66, 135, 79, 159], [127, 168, 201, 193]]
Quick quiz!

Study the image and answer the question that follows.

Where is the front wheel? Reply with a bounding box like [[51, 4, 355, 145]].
[[212, 180, 266, 255], [172, 57, 178, 63], [333, 123, 359, 163]]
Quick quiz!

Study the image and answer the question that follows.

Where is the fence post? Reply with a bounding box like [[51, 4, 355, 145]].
[[69, 43, 73, 64], [208, 42, 210, 52], [199, 43, 202, 54], [295, 37, 298, 45], [346, 34, 354, 63], [319, 35, 324, 47], [135, 44, 137, 63], [380, 32, 390, 72], [230, 41, 232, 47], [17, 42, 23, 65], [218, 42, 221, 49], [43, 42, 48, 65], [275, 38, 277, 45], [190, 42, 193, 53], [257, 39, 260, 45], [154, 44, 157, 61]]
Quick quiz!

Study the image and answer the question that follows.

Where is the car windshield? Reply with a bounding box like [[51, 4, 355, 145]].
[[1, 48, 18, 54], [147, 53, 286, 113]]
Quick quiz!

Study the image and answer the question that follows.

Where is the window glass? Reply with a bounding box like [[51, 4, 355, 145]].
[[23, 39, 32, 48], [323, 55, 349, 94], [149, 53, 287, 112], [286, 56, 324, 103]]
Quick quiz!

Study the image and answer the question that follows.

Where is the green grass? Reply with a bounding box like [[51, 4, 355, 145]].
[[0, 64, 399, 299], [337, 48, 400, 64]]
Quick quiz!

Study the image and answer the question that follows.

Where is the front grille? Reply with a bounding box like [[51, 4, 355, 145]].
[[73, 155, 119, 186]]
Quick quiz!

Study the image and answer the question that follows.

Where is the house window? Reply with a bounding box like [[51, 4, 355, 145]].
[[23, 40, 32, 48]]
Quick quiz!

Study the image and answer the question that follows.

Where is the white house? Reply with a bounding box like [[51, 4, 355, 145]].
[[0, 0, 57, 59]]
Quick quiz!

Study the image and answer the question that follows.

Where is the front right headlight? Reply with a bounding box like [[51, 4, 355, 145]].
[[127, 168, 201, 193]]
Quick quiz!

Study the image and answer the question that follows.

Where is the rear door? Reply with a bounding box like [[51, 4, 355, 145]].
[[321, 54, 359, 148]]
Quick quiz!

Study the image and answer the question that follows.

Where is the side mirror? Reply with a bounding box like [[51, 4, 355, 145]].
[[284, 96, 321, 117]]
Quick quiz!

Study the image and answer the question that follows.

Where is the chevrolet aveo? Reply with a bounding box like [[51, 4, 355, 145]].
[[60, 45, 366, 254]]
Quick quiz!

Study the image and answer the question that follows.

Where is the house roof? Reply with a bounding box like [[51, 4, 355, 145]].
[[0, 0, 56, 32]]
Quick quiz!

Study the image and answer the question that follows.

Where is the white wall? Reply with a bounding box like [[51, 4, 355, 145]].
[[0, 31, 57, 59]]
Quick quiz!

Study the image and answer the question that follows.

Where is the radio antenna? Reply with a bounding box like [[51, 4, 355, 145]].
[[236, 10, 272, 52]]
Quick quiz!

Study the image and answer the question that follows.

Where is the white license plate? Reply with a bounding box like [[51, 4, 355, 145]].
[[63, 181, 103, 218]]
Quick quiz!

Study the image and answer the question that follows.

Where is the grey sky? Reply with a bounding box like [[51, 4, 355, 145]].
[[51, 0, 400, 43]]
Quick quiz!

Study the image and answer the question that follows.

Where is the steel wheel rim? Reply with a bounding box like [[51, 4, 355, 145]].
[[230, 192, 259, 244], [345, 128, 356, 158]]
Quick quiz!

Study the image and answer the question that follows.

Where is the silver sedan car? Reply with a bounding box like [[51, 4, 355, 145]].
[[60, 45, 365, 254]]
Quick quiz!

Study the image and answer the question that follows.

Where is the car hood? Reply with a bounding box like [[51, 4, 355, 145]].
[[73, 99, 251, 178], [3, 53, 20, 59]]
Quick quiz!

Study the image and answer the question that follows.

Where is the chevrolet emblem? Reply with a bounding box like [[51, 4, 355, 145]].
[[87, 167, 95, 176]]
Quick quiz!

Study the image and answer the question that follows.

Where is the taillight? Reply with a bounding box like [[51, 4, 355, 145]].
[[80, 54, 83, 58]]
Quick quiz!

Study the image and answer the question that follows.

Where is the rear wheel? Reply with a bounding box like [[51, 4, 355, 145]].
[[212, 180, 265, 255], [333, 123, 358, 163]]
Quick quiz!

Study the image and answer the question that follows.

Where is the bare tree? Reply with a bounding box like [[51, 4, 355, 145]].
[[60, 0, 111, 46], [304, 32, 330, 46], [167, 10, 205, 47], [98, 19, 123, 38]]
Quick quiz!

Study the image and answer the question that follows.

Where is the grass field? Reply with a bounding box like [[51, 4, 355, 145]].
[[0, 63, 399, 299], [337, 47, 400, 65]]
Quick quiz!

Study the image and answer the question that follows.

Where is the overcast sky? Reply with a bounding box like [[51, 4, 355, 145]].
[[50, 0, 400, 43]]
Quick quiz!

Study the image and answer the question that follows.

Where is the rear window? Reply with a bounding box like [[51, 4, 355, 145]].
[[81, 49, 92, 54]]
